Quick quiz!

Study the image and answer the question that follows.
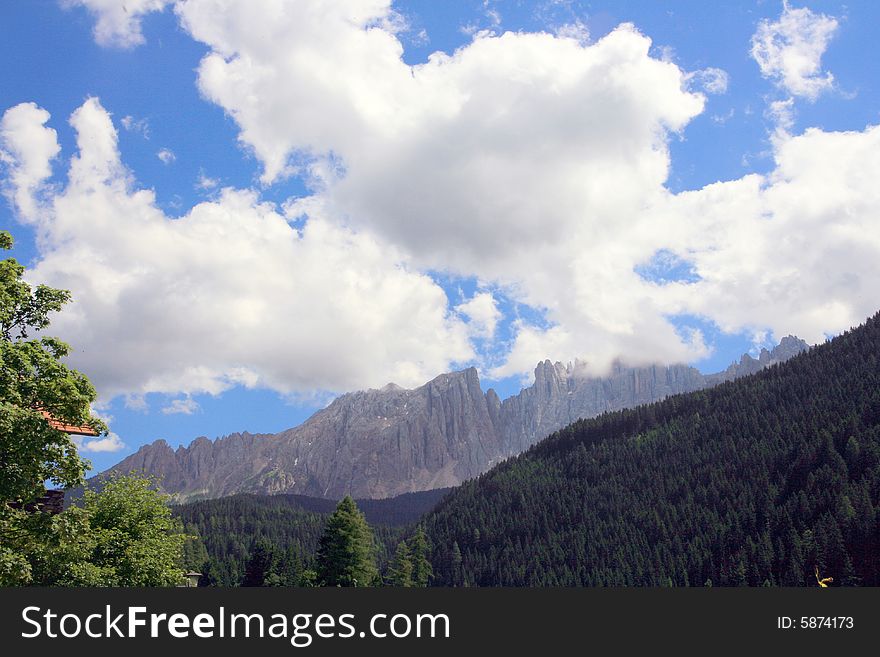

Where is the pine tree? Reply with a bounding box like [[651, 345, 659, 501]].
[[388, 541, 413, 587], [450, 541, 463, 586], [409, 526, 433, 587], [242, 539, 274, 587], [315, 496, 378, 587]]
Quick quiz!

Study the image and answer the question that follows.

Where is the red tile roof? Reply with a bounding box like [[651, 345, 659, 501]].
[[40, 410, 100, 436]]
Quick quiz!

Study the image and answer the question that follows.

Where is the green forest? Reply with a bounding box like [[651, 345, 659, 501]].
[[422, 312, 880, 586], [175, 311, 880, 587], [6, 224, 880, 587], [174, 490, 444, 586]]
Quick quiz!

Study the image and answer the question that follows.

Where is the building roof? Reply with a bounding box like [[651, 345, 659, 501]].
[[40, 410, 100, 436], [9, 489, 65, 515]]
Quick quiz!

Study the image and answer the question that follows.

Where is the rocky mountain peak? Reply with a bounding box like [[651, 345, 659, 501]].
[[772, 336, 810, 360], [102, 337, 811, 501]]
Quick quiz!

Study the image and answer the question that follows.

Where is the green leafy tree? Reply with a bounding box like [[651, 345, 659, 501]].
[[1, 230, 108, 584], [315, 496, 378, 587], [387, 541, 413, 587], [408, 525, 433, 587], [0, 230, 105, 504], [80, 474, 189, 586], [3, 473, 189, 586]]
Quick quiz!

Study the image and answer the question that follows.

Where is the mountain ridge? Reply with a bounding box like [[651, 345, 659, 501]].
[[100, 337, 809, 500]]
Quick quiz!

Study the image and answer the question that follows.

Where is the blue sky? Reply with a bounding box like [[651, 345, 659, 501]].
[[2, 1, 879, 473]]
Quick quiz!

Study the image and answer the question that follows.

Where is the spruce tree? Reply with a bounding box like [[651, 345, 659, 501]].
[[409, 526, 433, 587], [242, 539, 274, 587], [388, 541, 413, 587], [315, 496, 378, 587], [450, 541, 463, 586]]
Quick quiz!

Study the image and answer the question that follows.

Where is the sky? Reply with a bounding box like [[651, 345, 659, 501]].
[[2, 1, 879, 473]]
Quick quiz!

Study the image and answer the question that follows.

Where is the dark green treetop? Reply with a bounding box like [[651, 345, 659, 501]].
[[388, 540, 413, 587], [409, 525, 432, 587], [315, 495, 378, 587]]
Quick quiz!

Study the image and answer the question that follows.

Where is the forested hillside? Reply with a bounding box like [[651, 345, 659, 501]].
[[174, 489, 447, 585], [423, 312, 880, 586]]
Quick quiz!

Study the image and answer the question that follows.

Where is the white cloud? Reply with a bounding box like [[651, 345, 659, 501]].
[[767, 97, 796, 136], [5, 1, 880, 397], [75, 431, 126, 453], [456, 292, 501, 339], [410, 28, 429, 47], [650, 123, 880, 347], [176, 1, 709, 376], [161, 397, 200, 415], [2, 98, 474, 399], [63, 0, 173, 49], [711, 108, 735, 125], [156, 148, 176, 164], [750, 2, 839, 100], [184, 4, 703, 268], [554, 21, 590, 45], [120, 115, 150, 138], [687, 67, 729, 95], [196, 171, 219, 190], [0, 102, 60, 221]]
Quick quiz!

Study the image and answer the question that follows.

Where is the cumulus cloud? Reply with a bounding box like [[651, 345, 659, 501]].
[[63, 0, 173, 49], [75, 431, 126, 453], [750, 2, 839, 100], [659, 124, 880, 346], [0, 102, 60, 220], [175, 0, 880, 382], [1, 98, 474, 399], [4, 1, 879, 398], [176, 0, 711, 376], [456, 292, 501, 339], [162, 397, 199, 415]]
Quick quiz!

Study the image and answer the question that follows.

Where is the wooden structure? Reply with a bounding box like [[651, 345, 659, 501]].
[[9, 489, 66, 515]]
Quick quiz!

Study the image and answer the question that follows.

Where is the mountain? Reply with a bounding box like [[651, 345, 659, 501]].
[[100, 337, 808, 501], [421, 314, 880, 586]]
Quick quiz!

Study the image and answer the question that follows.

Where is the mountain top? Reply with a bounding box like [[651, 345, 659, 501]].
[[99, 337, 810, 501]]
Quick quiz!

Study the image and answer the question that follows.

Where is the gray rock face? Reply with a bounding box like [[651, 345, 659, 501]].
[[705, 336, 810, 385], [262, 367, 503, 499], [497, 360, 707, 457], [103, 338, 809, 501]]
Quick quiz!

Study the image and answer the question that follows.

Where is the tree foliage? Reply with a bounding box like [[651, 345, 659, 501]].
[[0, 230, 105, 505], [423, 312, 880, 586], [315, 496, 379, 587], [2, 473, 189, 586], [0, 234, 186, 586], [409, 525, 433, 587], [387, 541, 413, 586], [173, 492, 423, 586]]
